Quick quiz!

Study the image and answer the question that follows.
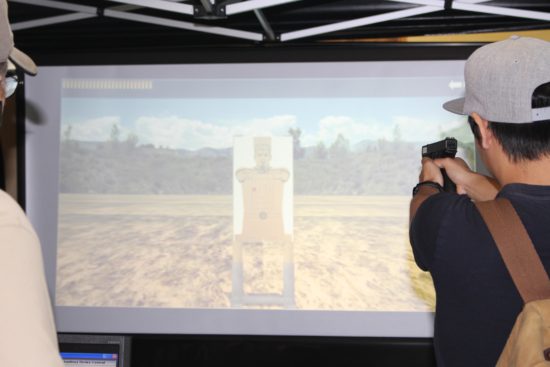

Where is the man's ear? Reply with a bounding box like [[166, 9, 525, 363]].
[[471, 112, 492, 149]]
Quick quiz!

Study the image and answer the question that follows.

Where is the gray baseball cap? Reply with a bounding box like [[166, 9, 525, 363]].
[[0, 0, 37, 75], [443, 36, 550, 124]]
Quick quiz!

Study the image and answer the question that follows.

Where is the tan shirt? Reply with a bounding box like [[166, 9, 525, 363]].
[[0, 190, 63, 366]]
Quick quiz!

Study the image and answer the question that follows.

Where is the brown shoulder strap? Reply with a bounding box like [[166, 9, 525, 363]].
[[475, 198, 550, 303]]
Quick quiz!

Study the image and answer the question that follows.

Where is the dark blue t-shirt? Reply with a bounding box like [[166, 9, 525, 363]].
[[410, 183, 550, 367]]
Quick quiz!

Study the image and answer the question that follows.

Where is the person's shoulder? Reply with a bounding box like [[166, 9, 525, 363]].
[[235, 168, 255, 181], [0, 190, 36, 233], [420, 192, 475, 213], [268, 168, 290, 180], [416, 192, 481, 228], [0, 190, 24, 216]]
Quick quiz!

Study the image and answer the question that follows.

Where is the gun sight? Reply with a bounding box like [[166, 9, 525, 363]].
[[422, 137, 457, 159]]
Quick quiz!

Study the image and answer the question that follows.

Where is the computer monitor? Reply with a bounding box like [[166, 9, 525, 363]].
[[58, 334, 130, 367]]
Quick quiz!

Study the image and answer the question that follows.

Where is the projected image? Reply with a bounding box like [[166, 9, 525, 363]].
[[233, 136, 294, 307], [56, 85, 473, 311]]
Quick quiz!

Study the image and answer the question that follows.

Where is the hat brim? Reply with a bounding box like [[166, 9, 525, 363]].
[[443, 97, 465, 116], [9, 47, 37, 76]]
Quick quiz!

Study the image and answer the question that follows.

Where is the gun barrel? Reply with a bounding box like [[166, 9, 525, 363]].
[[422, 137, 457, 159]]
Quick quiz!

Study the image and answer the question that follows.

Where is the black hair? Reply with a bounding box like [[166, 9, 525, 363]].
[[468, 82, 550, 162]]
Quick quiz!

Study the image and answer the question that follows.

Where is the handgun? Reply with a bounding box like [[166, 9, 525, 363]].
[[422, 137, 458, 192]]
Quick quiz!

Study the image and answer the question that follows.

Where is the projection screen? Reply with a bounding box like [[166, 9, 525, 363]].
[[25, 60, 473, 336]]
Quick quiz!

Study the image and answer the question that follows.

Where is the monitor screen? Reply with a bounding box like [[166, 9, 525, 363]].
[[25, 59, 473, 337], [58, 334, 128, 367], [61, 353, 118, 367]]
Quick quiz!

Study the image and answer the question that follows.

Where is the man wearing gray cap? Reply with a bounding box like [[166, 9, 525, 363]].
[[409, 36, 550, 366], [0, 0, 63, 366]]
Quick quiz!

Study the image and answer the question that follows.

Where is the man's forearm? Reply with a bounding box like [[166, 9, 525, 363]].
[[462, 173, 500, 202]]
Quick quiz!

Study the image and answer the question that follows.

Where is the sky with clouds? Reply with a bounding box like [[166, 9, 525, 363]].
[[61, 96, 466, 150]]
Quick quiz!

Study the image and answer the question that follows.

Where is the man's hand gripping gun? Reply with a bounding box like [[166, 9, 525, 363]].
[[421, 137, 458, 193]]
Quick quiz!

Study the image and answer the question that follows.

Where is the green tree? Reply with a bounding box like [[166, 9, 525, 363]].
[[125, 132, 139, 150], [110, 123, 120, 143], [63, 124, 72, 142], [393, 124, 402, 142], [329, 133, 350, 160], [288, 127, 304, 159], [313, 141, 328, 159]]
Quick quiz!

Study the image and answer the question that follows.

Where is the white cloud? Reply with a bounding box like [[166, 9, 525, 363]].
[[133, 115, 297, 150], [392, 115, 464, 142], [66, 116, 126, 142], [302, 115, 391, 147], [300, 114, 467, 148], [231, 115, 297, 137]]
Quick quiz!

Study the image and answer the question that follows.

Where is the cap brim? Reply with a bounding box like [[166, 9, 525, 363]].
[[9, 47, 37, 76], [443, 97, 465, 116]]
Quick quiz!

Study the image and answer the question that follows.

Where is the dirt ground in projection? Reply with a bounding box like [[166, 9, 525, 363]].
[[56, 194, 435, 311]]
